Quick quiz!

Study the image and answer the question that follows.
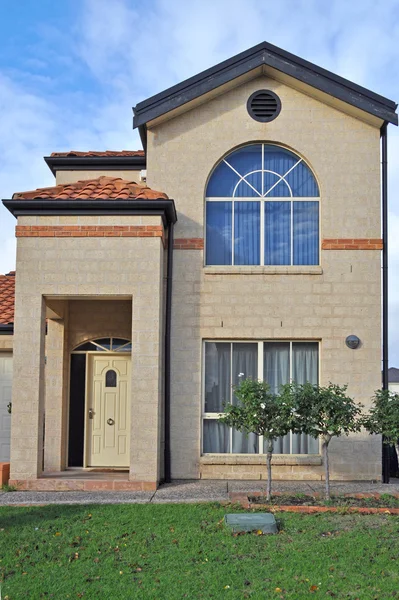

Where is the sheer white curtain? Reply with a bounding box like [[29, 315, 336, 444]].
[[204, 343, 231, 453], [232, 343, 258, 453], [264, 342, 290, 453], [291, 343, 319, 453], [264, 342, 319, 454]]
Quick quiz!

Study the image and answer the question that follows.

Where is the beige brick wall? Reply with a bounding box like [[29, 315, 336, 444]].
[[56, 169, 143, 185], [11, 214, 165, 482], [0, 336, 13, 351], [147, 75, 382, 481]]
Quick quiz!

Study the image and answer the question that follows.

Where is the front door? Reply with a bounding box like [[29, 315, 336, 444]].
[[87, 355, 131, 467]]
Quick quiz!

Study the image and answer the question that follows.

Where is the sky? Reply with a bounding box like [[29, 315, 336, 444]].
[[1, 0, 399, 362]]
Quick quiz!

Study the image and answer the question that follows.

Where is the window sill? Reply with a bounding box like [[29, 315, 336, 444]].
[[203, 266, 323, 275], [200, 455, 322, 466]]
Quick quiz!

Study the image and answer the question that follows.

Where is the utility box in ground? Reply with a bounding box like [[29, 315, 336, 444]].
[[224, 513, 277, 534]]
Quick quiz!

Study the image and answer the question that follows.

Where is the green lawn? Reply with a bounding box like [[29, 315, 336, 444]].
[[0, 503, 398, 599]]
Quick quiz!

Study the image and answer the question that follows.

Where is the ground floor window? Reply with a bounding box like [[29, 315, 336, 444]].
[[203, 341, 319, 454]]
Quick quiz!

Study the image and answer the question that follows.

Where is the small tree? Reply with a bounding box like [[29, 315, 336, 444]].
[[220, 379, 293, 501], [363, 389, 399, 468], [281, 382, 363, 499]]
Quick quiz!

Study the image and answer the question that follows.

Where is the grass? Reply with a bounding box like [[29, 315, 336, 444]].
[[0, 503, 398, 599]]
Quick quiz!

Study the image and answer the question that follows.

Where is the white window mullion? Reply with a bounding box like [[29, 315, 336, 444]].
[[289, 341, 293, 454], [260, 200, 265, 266], [261, 144, 264, 196], [230, 342, 233, 453], [258, 341, 264, 454], [232, 200, 235, 266], [290, 200, 294, 266]]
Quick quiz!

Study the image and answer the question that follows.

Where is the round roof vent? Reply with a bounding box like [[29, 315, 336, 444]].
[[247, 90, 281, 123]]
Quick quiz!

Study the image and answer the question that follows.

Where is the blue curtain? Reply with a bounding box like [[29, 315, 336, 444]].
[[265, 202, 291, 265], [206, 161, 239, 197], [293, 201, 319, 265], [286, 162, 319, 197], [206, 201, 232, 265], [234, 201, 260, 265], [207, 144, 319, 198]]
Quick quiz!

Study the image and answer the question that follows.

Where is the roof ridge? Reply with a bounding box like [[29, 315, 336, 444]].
[[11, 175, 168, 201], [50, 150, 145, 157]]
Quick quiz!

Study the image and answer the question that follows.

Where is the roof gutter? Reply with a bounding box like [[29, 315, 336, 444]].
[[0, 324, 13, 335], [44, 155, 146, 176], [381, 123, 390, 484], [2, 198, 177, 227]]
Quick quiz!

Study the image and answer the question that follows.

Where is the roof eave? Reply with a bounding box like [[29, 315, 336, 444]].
[[2, 198, 177, 225], [0, 324, 13, 334], [133, 41, 398, 139], [44, 155, 147, 176]]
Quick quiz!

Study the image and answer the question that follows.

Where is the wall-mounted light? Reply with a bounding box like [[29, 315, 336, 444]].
[[345, 335, 361, 349]]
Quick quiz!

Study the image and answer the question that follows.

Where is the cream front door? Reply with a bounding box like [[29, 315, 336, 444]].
[[87, 355, 131, 467]]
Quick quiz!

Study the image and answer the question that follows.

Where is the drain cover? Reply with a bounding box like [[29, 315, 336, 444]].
[[224, 513, 277, 534]]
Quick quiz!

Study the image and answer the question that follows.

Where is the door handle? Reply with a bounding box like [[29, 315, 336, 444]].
[[88, 408, 94, 419], [107, 418, 115, 426]]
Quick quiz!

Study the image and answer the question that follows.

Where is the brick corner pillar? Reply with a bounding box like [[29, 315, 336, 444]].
[[43, 315, 68, 472], [129, 245, 164, 487], [10, 295, 46, 480]]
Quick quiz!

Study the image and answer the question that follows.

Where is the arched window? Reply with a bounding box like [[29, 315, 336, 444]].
[[73, 338, 131, 352], [205, 144, 320, 266]]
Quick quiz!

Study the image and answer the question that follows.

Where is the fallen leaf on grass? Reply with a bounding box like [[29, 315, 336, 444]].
[[69, 552, 79, 562], [310, 585, 319, 592]]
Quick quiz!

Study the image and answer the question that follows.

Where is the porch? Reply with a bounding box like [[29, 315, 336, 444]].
[[9, 468, 156, 491]]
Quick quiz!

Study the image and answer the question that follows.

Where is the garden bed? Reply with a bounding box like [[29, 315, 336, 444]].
[[230, 492, 399, 513]]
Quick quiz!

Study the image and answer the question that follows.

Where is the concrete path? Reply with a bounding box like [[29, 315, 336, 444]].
[[1, 479, 399, 506]]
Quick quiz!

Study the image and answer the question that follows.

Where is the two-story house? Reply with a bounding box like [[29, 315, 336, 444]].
[[0, 42, 397, 490]]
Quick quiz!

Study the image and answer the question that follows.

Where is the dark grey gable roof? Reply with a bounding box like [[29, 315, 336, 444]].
[[133, 41, 398, 136], [388, 367, 399, 383]]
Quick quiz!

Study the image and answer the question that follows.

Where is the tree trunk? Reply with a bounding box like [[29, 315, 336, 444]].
[[322, 434, 332, 500], [395, 444, 399, 474], [266, 439, 273, 501]]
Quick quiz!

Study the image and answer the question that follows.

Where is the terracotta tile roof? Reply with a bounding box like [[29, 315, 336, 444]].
[[50, 150, 145, 158], [12, 176, 168, 201], [0, 271, 15, 325]]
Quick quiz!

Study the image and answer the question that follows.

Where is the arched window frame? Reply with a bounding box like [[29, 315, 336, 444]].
[[205, 143, 320, 267], [72, 338, 131, 353]]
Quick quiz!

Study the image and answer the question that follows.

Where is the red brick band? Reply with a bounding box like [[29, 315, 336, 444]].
[[173, 238, 204, 249], [322, 238, 383, 250], [15, 230, 381, 250], [16, 225, 164, 239]]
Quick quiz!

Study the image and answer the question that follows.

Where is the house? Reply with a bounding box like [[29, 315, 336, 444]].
[[388, 367, 399, 394], [0, 42, 397, 490]]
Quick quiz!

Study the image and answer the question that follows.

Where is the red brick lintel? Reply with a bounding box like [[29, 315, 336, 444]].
[[322, 238, 383, 250], [16, 225, 164, 239]]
